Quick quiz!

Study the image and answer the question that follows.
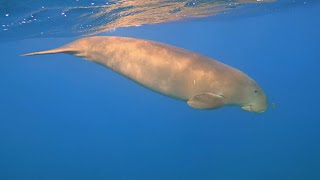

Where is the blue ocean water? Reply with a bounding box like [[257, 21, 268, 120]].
[[0, 0, 320, 179]]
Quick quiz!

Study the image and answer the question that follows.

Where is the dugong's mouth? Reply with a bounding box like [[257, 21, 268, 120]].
[[241, 105, 265, 113], [241, 105, 252, 112]]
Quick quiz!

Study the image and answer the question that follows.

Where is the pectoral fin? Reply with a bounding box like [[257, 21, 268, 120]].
[[187, 93, 225, 110]]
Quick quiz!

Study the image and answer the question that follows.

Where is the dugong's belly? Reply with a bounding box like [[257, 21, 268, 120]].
[[89, 38, 229, 100]]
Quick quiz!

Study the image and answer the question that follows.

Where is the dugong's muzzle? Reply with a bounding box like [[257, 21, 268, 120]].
[[241, 104, 267, 113]]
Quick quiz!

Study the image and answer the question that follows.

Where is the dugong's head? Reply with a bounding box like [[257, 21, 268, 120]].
[[237, 77, 268, 113], [240, 83, 268, 113], [226, 70, 268, 113]]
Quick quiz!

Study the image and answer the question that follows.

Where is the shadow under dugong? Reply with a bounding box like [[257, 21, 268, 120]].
[[22, 36, 268, 113]]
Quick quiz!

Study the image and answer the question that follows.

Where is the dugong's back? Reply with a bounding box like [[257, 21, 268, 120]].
[[77, 36, 238, 100]]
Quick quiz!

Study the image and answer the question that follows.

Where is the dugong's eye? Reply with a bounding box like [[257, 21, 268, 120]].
[[254, 90, 258, 93]]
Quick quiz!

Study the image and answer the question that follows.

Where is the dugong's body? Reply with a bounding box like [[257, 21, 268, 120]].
[[22, 36, 267, 113]]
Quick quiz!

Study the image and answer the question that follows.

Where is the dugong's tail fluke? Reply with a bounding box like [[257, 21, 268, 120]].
[[21, 47, 77, 56]]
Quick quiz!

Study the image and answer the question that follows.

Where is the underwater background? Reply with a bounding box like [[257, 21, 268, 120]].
[[0, 0, 319, 179]]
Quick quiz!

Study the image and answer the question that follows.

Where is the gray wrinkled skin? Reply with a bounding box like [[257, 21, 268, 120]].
[[22, 36, 268, 113]]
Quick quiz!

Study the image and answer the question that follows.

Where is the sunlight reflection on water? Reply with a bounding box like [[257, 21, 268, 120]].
[[1, 0, 313, 40]]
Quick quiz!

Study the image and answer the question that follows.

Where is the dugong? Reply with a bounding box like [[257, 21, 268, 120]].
[[22, 36, 268, 113]]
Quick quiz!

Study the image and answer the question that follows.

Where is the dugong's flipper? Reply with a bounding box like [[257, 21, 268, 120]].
[[187, 93, 225, 110]]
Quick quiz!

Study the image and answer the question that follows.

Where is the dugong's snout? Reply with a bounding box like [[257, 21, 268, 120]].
[[241, 104, 267, 113]]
